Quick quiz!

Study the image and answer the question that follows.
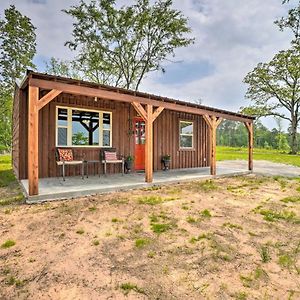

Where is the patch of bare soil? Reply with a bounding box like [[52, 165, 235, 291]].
[[0, 175, 300, 299]]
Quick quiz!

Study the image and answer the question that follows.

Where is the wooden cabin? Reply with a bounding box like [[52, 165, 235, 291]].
[[12, 71, 255, 196]]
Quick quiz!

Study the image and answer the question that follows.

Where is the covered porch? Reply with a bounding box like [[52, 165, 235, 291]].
[[21, 72, 254, 197], [21, 163, 250, 203]]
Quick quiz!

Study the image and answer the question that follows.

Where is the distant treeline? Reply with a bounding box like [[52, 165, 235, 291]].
[[217, 120, 294, 151]]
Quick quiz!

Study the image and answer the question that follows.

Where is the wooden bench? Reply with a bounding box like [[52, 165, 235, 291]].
[[56, 148, 84, 181], [100, 148, 124, 175]]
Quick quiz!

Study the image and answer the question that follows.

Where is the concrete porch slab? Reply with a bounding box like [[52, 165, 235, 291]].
[[21, 165, 249, 203]]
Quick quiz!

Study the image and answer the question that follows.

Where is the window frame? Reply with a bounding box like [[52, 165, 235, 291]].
[[179, 120, 194, 150], [55, 106, 112, 148]]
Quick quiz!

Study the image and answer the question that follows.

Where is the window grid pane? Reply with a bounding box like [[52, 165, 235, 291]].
[[179, 121, 193, 149], [56, 107, 112, 147]]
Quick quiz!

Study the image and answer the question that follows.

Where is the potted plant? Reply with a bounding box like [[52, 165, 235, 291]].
[[161, 154, 171, 171], [125, 155, 134, 173]]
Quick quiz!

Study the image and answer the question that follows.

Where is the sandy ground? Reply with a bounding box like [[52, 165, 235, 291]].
[[0, 174, 300, 300]]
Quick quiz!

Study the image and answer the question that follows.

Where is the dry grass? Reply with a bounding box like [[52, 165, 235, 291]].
[[0, 174, 300, 299]]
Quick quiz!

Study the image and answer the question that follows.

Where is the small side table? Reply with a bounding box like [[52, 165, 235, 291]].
[[84, 160, 101, 178]]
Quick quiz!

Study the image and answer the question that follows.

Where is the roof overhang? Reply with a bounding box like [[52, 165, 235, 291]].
[[22, 71, 255, 123]]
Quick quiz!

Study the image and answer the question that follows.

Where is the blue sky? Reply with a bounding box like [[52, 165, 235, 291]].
[[0, 0, 295, 129]]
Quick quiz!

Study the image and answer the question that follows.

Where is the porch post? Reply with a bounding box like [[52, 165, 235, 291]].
[[145, 104, 153, 182], [131, 103, 164, 183], [244, 121, 254, 171], [28, 86, 39, 195], [203, 115, 222, 176]]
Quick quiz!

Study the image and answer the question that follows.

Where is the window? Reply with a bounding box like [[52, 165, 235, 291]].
[[179, 121, 193, 149], [56, 107, 112, 147]]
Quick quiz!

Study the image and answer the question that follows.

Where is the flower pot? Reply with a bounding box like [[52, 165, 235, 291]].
[[125, 160, 133, 173], [162, 159, 171, 171]]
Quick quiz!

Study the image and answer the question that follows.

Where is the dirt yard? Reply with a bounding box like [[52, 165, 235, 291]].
[[0, 175, 300, 299]]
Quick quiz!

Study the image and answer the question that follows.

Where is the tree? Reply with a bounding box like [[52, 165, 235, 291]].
[[243, 46, 300, 154], [0, 5, 36, 150], [63, 0, 194, 90], [275, 2, 300, 45], [0, 5, 36, 90], [45, 57, 81, 79]]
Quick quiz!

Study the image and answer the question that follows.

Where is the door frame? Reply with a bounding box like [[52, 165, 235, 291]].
[[134, 117, 145, 170]]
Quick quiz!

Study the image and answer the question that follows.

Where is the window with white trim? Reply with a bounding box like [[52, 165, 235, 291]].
[[56, 106, 112, 147], [179, 121, 193, 149]]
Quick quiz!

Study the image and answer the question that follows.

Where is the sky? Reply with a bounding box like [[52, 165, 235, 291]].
[[0, 0, 295, 129]]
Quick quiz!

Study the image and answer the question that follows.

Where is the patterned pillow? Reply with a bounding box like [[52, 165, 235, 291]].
[[104, 151, 117, 161], [58, 148, 73, 161]]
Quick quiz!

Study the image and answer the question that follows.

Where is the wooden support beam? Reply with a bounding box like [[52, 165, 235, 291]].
[[244, 121, 254, 171], [145, 104, 153, 183], [131, 102, 147, 121], [152, 107, 164, 121], [37, 89, 62, 110], [28, 86, 39, 195], [203, 115, 222, 176], [29, 78, 254, 123]]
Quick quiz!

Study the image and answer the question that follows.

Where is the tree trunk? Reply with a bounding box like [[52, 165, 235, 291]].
[[290, 116, 298, 154]]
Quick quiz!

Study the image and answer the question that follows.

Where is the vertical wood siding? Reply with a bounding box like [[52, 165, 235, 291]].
[[16, 92, 210, 179]]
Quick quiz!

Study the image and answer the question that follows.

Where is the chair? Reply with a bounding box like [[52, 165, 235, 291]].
[[100, 148, 124, 175], [56, 148, 85, 181]]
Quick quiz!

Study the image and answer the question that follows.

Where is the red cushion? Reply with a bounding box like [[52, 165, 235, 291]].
[[104, 151, 117, 161], [58, 149, 73, 161]]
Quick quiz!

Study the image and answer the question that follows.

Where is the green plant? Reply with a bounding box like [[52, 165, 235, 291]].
[[186, 216, 196, 223], [259, 246, 271, 263], [193, 180, 218, 192], [135, 238, 150, 248], [151, 223, 172, 234], [125, 155, 134, 161], [281, 196, 300, 203], [138, 195, 177, 205], [120, 283, 144, 295], [278, 254, 294, 268], [93, 240, 100, 246], [223, 222, 243, 230], [200, 209, 212, 218], [1, 239, 16, 249], [111, 218, 119, 223], [76, 229, 84, 234], [162, 154, 171, 161], [89, 206, 97, 211]]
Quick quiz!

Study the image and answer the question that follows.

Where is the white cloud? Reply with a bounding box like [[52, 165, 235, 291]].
[[0, 0, 294, 128]]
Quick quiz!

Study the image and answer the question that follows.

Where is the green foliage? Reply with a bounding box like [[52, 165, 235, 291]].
[[0, 5, 36, 151], [243, 45, 300, 154], [259, 245, 271, 263], [76, 229, 85, 234], [256, 208, 297, 222], [135, 238, 150, 248], [200, 209, 212, 218], [138, 195, 177, 205], [151, 223, 172, 234], [1, 239, 16, 249], [192, 180, 218, 192], [64, 0, 194, 90], [45, 57, 81, 79], [0, 5, 36, 89], [120, 282, 145, 295], [281, 196, 300, 203]]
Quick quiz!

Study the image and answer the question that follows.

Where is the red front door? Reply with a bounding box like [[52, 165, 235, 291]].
[[134, 118, 145, 170]]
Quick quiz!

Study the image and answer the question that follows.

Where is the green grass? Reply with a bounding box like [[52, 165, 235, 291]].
[[216, 146, 300, 167], [0, 155, 24, 206], [135, 238, 150, 248], [0, 155, 16, 187], [120, 283, 145, 295], [138, 195, 177, 205], [1, 239, 16, 249], [281, 196, 300, 203]]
